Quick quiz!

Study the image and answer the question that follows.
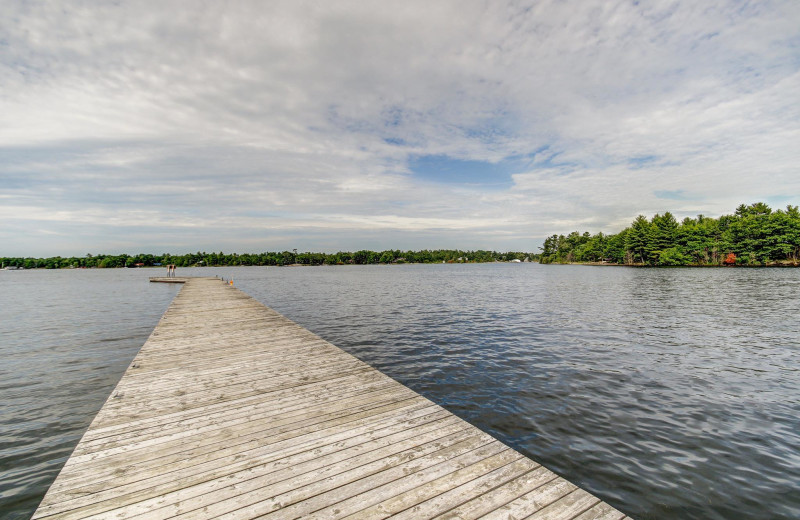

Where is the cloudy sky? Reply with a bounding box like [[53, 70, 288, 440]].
[[1, 1, 798, 256]]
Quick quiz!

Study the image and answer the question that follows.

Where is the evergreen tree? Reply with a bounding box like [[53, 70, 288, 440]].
[[626, 215, 652, 264]]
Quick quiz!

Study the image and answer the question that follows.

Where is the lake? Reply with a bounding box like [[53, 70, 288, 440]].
[[1, 264, 798, 519]]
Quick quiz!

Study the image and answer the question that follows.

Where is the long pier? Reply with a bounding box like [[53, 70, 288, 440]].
[[34, 277, 628, 519]]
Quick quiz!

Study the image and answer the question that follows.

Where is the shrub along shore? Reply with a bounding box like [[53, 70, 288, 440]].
[[540, 202, 800, 266], [1, 250, 532, 269]]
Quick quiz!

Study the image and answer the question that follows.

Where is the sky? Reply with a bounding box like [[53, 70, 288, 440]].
[[1, 0, 799, 256]]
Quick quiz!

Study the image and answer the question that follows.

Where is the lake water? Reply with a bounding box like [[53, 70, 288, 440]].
[[1, 264, 798, 519]]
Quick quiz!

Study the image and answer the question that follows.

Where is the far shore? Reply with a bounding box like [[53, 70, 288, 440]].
[[1, 260, 535, 271], [544, 261, 800, 268]]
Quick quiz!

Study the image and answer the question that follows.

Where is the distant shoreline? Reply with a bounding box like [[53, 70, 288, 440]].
[[544, 261, 800, 268], [2, 262, 531, 270], [0, 250, 535, 269]]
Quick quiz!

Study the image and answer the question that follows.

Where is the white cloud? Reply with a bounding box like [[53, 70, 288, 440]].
[[0, 0, 798, 255]]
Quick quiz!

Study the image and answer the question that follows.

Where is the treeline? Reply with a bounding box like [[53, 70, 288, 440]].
[[540, 202, 800, 266], [1, 249, 532, 269]]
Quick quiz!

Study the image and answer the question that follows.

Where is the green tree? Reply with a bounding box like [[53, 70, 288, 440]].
[[626, 215, 653, 264]]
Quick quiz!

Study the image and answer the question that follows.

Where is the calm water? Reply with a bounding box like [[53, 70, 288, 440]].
[[1, 265, 799, 519]]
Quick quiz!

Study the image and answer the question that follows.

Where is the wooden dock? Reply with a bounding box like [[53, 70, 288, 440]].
[[34, 277, 628, 519], [149, 277, 191, 284]]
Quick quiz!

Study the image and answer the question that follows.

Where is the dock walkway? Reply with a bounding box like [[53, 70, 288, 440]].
[[34, 278, 628, 519]]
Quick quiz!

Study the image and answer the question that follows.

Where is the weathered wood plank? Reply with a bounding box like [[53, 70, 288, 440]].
[[480, 478, 578, 519], [385, 457, 540, 520], [217, 437, 504, 520], [340, 450, 526, 519], [46, 400, 441, 502], [33, 277, 629, 520], [432, 466, 560, 519], [38, 417, 473, 519], [572, 501, 628, 520], [45, 405, 450, 507], [53, 396, 431, 493]]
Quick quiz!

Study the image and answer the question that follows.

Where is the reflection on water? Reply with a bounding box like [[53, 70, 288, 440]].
[[1, 265, 799, 520]]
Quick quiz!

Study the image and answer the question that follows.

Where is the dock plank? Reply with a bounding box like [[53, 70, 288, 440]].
[[33, 278, 628, 519]]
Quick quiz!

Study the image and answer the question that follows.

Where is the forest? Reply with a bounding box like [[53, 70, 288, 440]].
[[1, 249, 531, 269], [540, 202, 800, 266]]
